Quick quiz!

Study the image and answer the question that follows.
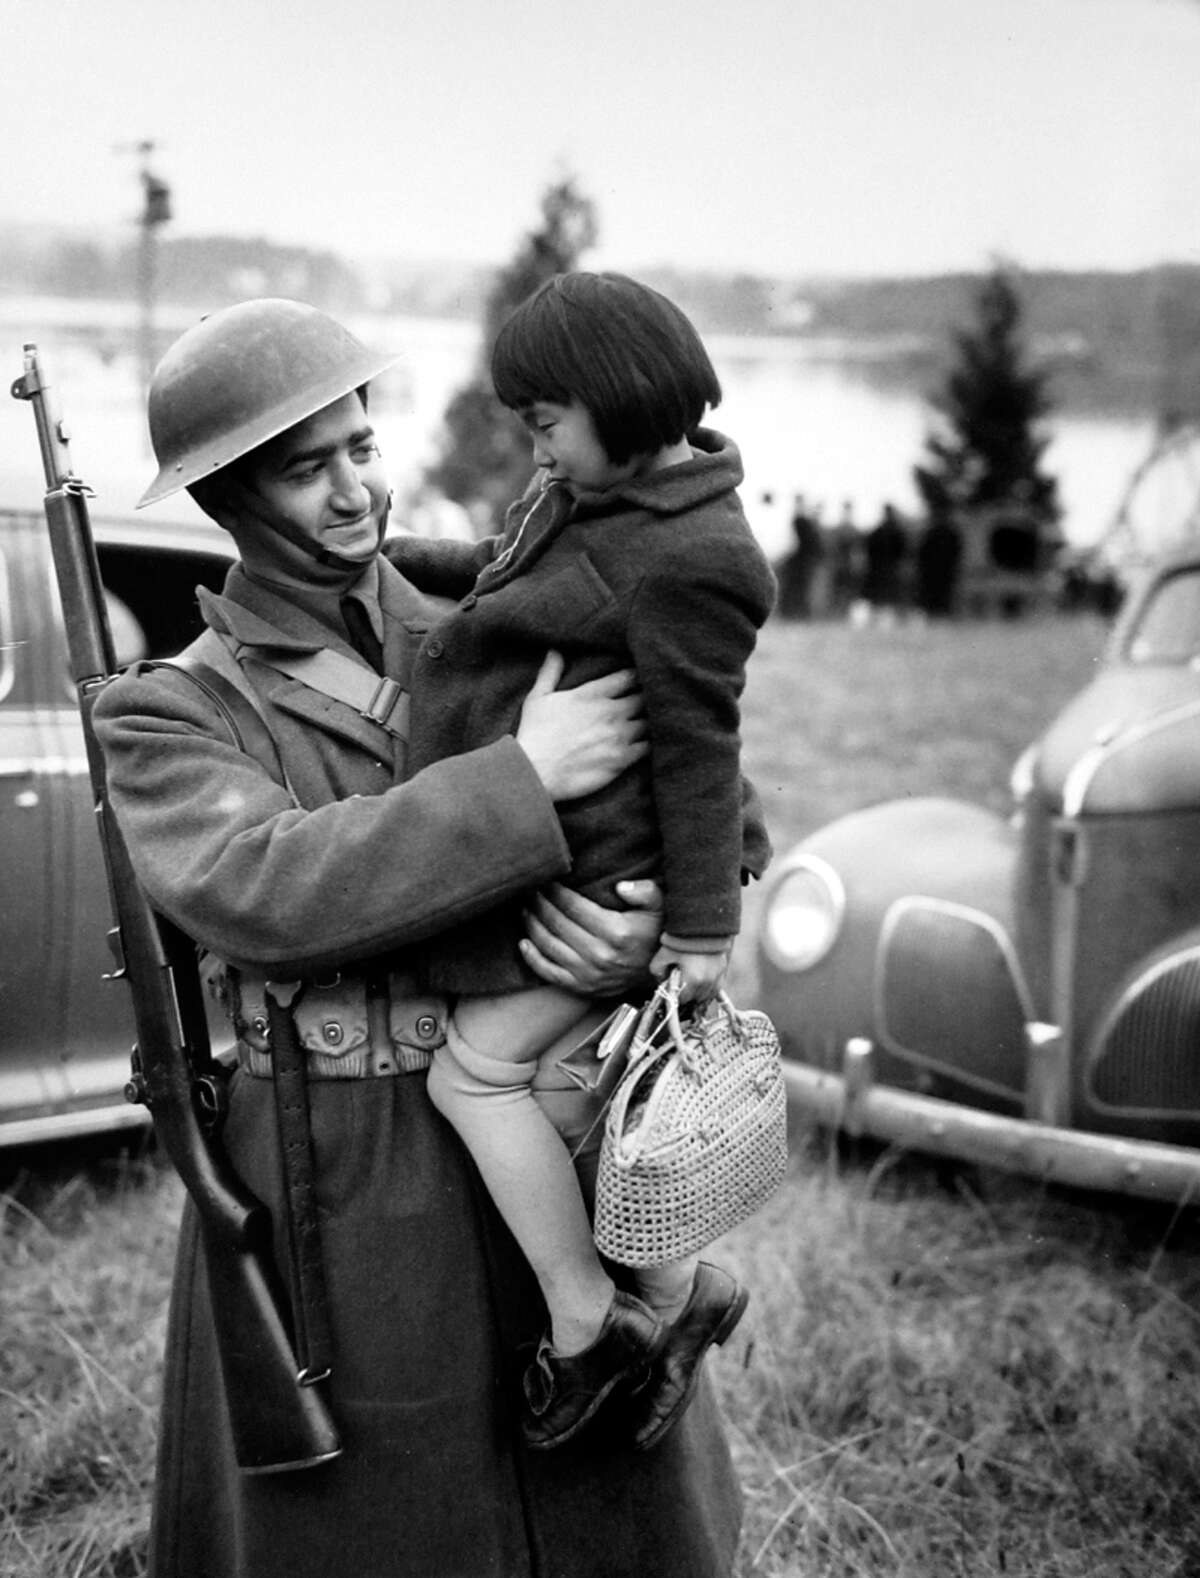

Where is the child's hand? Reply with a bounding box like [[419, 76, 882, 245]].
[[650, 939, 733, 1005]]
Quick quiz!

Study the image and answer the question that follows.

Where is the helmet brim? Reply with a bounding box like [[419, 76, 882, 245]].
[[136, 347, 402, 508]]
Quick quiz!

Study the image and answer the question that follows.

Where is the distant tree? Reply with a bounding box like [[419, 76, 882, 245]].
[[424, 176, 598, 528], [914, 264, 1060, 533]]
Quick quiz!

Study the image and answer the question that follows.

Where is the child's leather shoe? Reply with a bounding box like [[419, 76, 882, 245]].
[[522, 1290, 665, 1450], [630, 1263, 749, 1451]]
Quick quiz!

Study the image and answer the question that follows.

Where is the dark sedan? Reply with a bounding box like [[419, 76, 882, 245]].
[[0, 507, 232, 1145]]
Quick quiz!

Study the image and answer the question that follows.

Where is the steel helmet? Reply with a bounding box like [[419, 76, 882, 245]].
[[137, 298, 400, 509]]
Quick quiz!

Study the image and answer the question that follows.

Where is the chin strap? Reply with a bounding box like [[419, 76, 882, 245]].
[[190, 477, 391, 572]]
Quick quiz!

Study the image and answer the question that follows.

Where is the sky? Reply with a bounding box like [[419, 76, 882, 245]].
[[2, 0, 1199, 280]]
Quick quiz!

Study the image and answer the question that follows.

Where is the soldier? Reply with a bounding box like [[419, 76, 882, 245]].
[[94, 299, 744, 1578]]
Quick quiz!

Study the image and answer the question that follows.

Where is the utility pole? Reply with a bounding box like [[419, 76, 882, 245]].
[[118, 140, 172, 405]]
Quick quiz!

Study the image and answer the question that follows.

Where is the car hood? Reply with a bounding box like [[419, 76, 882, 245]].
[[1035, 664, 1200, 813]]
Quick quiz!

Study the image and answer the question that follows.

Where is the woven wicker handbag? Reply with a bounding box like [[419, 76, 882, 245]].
[[593, 972, 789, 1268]]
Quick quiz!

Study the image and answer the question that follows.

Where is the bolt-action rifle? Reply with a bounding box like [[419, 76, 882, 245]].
[[12, 345, 340, 1475]]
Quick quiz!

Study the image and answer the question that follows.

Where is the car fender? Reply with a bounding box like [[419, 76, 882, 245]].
[[757, 795, 1019, 1097]]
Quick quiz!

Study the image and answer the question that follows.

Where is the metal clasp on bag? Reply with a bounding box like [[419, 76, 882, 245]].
[[557, 1002, 642, 1096], [597, 1002, 641, 1064]]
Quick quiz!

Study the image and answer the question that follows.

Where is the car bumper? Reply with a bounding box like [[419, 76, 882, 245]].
[[0, 1099, 150, 1150], [785, 1040, 1200, 1204]]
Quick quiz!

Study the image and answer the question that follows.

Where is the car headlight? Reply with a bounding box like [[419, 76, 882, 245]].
[[761, 854, 846, 972]]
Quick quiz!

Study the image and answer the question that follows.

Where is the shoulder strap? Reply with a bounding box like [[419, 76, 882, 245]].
[[150, 630, 295, 798], [251, 646, 410, 741]]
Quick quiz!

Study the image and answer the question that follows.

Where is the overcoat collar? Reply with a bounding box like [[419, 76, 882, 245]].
[[481, 427, 744, 594], [200, 558, 439, 650], [573, 426, 744, 518]]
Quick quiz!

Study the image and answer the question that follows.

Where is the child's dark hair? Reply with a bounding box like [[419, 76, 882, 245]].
[[491, 272, 722, 466]]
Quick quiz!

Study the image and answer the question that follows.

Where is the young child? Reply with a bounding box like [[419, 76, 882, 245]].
[[388, 272, 776, 1453]]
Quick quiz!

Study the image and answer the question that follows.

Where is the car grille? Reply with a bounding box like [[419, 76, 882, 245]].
[[878, 899, 1029, 1101], [1088, 945, 1200, 1121]]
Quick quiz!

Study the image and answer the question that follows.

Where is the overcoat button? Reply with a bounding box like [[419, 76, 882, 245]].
[[426, 639, 445, 658], [415, 1014, 438, 1039], [322, 1022, 344, 1046]]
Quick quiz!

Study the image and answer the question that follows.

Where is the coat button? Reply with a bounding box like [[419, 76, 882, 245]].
[[251, 1014, 269, 1037], [426, 639, 444, 658], [415, 1014, 439, 1039], [322, 1022, 344, 1046], [461, 593, 477, 610]]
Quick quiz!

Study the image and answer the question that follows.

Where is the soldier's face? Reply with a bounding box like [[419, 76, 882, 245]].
[[247, 393, 389, 564]]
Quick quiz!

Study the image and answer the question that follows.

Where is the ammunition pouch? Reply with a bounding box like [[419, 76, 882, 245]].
[[224, 966, 447, 1079]]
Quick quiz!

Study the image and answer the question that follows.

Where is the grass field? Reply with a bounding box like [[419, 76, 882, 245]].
[[7, 611, 1200, 1577]]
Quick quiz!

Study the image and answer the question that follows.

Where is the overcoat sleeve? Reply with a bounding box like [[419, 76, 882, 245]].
[[382, 532, 498, 597], [627, 531, 775, 939], [92, 663, 570, 977]]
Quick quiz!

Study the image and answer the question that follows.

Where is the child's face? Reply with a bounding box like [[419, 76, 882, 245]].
[[521, 399, 634, 498]]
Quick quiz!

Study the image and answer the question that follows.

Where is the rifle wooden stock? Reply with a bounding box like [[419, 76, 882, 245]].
[[12, 346, 340, 1474]]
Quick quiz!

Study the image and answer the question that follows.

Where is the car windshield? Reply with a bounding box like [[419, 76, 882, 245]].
[[1126, 569, 1200, 665]]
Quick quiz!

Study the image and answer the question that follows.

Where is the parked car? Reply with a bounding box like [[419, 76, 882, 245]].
[[1, 506, 233, 1146], [756, 546, 1200, 1202]]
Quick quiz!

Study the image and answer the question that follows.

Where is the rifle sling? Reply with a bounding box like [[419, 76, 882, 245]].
[[148, 647, 334, 1385], [265, 980, 334, 1385], [154, 643, 293, 795]]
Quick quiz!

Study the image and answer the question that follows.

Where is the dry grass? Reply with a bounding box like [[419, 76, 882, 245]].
[[1, 1145, 180, 1578], [714, 1142, 1200, 1577], [11, 609, 1200, 1577]]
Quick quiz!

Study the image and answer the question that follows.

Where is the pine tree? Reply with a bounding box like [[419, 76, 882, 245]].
[[424, 177, 598, 528], [914, 264, 1060, 534]]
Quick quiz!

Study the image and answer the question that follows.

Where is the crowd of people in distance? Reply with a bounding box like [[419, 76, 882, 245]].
[[770, 491, 1119, 622], [774, 494, 963, 624]]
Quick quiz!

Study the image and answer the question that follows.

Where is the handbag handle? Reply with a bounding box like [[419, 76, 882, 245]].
[[606, 974, 747, 1169], [628, 972, 746, 1072], [605, 1035, 685, 1169]]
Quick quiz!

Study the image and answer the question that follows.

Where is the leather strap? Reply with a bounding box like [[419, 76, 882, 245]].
[[265, 979, 334, 1386], [156, 632, 295, 796], [152, 643, 334, 1386], [167, 627, 409, 744]]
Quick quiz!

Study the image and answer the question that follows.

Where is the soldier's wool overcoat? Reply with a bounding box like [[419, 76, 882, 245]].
[[93, 558, 744, 1578]]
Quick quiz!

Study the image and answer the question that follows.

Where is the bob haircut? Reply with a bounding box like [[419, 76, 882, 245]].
[[491, 272, 722, 466]]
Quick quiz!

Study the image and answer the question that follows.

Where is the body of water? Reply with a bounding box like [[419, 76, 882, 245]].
[[0, 303, 1167, 562]]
